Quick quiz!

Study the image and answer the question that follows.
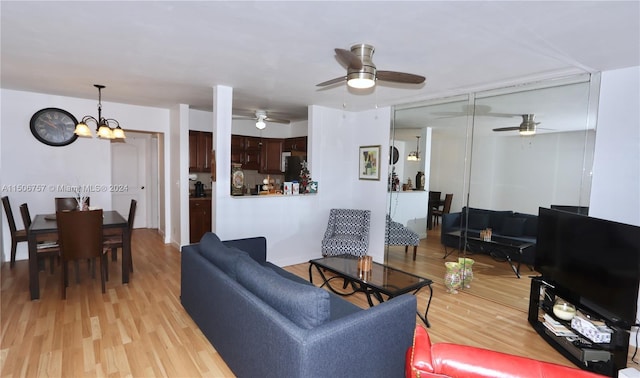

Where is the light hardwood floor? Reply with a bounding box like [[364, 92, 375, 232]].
[[1, 228, 636, 377]]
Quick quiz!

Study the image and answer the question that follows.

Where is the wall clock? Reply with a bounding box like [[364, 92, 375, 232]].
[[389, 146, 399, 165], [30, 108, 79, 146]]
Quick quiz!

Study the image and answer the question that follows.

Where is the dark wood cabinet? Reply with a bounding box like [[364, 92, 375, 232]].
[[189, 199, 211, 243], [261, 138, 284, 174], [283, 136, 307, 153], [231, 135, 261, 171], [189, 130, 213, 173]]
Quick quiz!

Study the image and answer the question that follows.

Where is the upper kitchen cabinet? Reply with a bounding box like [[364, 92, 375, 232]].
[[260, 138, 284, 174], [189, 130, 213, 173], [231, 135, 261, 171], [283, 136, 307, 154]]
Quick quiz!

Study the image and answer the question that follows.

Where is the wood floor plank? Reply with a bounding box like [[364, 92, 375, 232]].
[[2, 228, 636, 377]]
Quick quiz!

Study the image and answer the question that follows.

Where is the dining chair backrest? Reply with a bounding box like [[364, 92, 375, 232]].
[[2, 196, 20, 235], [127, 199, 137, 232], [428, 191, 442, 204], [19, 203, 32, 230], [55, 197, 90, 212], [56, 209, 103, 262], [3, 196, 28, 268], [442, 193, 453, 214]]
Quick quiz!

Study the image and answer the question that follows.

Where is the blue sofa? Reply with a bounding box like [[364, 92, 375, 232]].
[[181, 233, 417, 378], [441, 207, 537, 265]]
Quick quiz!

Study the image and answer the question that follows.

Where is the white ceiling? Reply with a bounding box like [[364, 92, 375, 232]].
[[1, 1, 638, 122]]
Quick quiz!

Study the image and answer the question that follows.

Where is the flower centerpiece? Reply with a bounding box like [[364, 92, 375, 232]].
[[73, 185, 89, 211]]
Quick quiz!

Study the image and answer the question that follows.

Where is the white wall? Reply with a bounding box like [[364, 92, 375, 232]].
[[0, 89, 171, 262], [212, 104, 391, 266], [589, 66, 640, 345]]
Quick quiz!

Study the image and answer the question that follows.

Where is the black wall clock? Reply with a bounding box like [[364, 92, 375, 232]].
[[30, 108, 79, 146], [389, 146, 399, 165]]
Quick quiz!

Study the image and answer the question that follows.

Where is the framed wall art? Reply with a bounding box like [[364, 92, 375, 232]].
[[359, 145, 381, 180]]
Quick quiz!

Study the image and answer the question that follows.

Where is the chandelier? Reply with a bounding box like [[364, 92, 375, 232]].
[[407, 136, 421, 161], [75, 84, 126, 140]]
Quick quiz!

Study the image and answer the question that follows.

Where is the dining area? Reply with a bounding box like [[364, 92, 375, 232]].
[[2, 195, 136, 300]]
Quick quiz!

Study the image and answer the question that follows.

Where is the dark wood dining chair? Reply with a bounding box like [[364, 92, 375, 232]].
[[432, 193, 453, 227], [56, 209, 108, 299], [19, 203, 60, 274], [2, 196, 28, 269], [55, 197, 90, 212], [104, 199, 137, 272]]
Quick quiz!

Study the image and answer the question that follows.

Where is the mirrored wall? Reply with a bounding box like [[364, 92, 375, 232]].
[[386, 73, 598, 309]]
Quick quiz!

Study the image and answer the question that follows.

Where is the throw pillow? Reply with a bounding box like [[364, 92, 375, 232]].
[[198, 233, 248, 279], [236, 255, 330, 329], [501, 217, 527, 237]]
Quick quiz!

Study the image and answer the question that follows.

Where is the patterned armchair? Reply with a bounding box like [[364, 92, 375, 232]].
[[385, 215, 420, 260], [321, 209, 371, 257]]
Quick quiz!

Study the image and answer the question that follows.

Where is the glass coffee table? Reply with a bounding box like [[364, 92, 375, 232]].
[[308, 256, 433, 327], [444, 230, 534, 278]]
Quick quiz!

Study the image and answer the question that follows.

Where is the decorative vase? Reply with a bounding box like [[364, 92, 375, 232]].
[[458, 257, 475, 288], [444, 262, 462, 294], [415, 171, 424, 190]]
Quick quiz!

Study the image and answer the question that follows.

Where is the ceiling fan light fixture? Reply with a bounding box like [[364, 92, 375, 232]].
[[518, 114, 537, 136], [347, 71, 376, 89], [255, 110, 267, 129]]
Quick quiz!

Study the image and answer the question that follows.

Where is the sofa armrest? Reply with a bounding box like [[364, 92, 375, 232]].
[[301, 294, 417, 377], [223, 236, 267, 264], [441, 212, 461, 234]]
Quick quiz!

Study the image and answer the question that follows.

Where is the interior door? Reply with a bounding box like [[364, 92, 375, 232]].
[[111, 135, 148, 228]]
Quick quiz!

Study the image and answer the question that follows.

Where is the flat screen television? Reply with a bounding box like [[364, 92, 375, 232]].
[[535, 207, 640, 329]]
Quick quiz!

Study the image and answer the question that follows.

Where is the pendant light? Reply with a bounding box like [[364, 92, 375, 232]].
[[407, 136, 421, 161], [75, 84, 126, 140]]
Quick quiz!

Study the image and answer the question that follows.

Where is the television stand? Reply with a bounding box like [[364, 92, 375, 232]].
[[528, 277, 629, 377]]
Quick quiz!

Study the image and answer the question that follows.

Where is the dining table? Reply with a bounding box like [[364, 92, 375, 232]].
[[27, 210, 131, 300]]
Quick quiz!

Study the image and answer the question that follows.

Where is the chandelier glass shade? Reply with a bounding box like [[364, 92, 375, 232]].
[[75, 84, 125, 140], [407, 136, 421, 161]]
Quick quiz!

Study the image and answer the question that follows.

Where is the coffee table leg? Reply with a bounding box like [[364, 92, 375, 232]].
[[415, 284, 432, 328]]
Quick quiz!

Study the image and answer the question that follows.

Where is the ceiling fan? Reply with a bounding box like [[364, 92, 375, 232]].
[[493, 114, 549, 136], [233, 110, 290, 130], [316, 44, 426, 89]]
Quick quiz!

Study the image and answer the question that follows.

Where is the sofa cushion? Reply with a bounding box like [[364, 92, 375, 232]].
[[198, 233, 248, 279], [515, 213, 538, 236], [501, 217, 527, 237], [236, 255, 331, 329], [467, 212, 490, 230]]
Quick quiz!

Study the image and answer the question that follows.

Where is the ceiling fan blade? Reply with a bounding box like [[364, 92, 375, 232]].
[[316, 76, 346, 87], [377, 70, 426, 84], [335, 48, 363, 69], [232, 115, 256, 120], [492, 127, 520, 132], [265, 117, 290, 124]]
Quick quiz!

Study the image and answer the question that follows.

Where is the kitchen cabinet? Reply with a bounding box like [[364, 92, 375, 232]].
[[231, 135, 261, 171], [189, 198, 211, 243], [261, 138, 284, 174], [284, 136, 307, 153], [189, 131, 213, 173]]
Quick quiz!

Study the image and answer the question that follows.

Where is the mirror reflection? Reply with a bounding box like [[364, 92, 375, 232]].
[[386, 74, 596, 311]]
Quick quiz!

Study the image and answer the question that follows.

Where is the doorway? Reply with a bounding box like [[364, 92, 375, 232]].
[[111, 131, 160, 229]]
